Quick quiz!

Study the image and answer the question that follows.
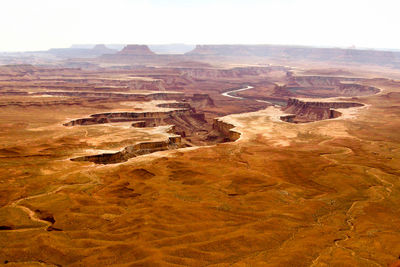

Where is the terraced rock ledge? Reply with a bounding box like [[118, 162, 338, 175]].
[[71, 136, 183, 164], [280, 98, 364, 123], [66, 99, 242, 164]]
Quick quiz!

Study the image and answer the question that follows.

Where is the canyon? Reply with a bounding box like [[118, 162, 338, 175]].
[[280, 98, 364, 123], [0, 45, 400, 267]]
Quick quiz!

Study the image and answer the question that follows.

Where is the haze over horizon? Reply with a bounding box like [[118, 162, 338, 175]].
[[1, 0, 399, 52]]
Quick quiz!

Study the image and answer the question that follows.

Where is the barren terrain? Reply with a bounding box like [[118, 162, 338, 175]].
[[0, 46, 400, 266]]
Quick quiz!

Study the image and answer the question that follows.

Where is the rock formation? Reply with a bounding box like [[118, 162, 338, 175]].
[[46, 44, 117, 58], [63, 108, 199, 127], [281, 98, 363, 123], [286, 75, 380, 98], [71, 136, 183, 164], [117, 45, 156, 56], [189, 94, 215, 108], [212, 119, 241, 142]]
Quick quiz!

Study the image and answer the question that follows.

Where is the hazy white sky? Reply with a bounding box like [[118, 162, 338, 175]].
[[1, 0, 399, 51]]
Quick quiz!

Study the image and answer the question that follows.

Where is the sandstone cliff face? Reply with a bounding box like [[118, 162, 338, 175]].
[[71, 136, 182, 164], [189, 94, 215, 108], [270, 83, 293, 98], [286, 75, 379, 97], [337, 83, 380, 96], [282, 98, 363, 123], [286, 98, 363, 109], [212, 119, 241, 142], [64, 108, 196, 126]]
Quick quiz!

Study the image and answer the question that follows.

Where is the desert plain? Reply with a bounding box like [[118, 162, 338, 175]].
[[0, 45, 399, 266]]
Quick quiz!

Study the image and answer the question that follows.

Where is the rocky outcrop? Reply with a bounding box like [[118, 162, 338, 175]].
[[189, 94, 215, 108], [63, 108, 195, 126], [281, 98, 364, 123], [71, 136, 182, 164], [270, 83, 293, 98], [286, 75, 379, 97], [212, 119, 241, 142], [286, 98, 363, 110], [337, 83, 380, 96], [69, 105, 243, 164]]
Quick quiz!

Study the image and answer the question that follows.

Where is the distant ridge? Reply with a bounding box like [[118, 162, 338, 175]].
[[47, 44, 117, 58], [185, 44, 400, 67], [118, 45, 156, 56]]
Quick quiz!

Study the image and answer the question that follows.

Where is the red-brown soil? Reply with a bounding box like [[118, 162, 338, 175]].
[[0, 60, 400, 267]]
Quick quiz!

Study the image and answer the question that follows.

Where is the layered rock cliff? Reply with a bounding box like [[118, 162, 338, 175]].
[[286, 75, 380, 97], [212, 119, 241, 142], [189, 94, 215, 108], [71, 136, 182, 164], [281, 98, 364, 123], [63, 108, 197, 126]]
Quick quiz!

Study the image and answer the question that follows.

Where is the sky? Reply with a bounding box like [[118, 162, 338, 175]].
[[1, 0, 399, 52]]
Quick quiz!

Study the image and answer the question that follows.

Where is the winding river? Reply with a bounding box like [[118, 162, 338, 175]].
[[221, 85, 254, 99], [221, 85, 278, 105]]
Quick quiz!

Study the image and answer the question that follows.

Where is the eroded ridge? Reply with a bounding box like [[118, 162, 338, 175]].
[[71, 118, 242, 165], [286, 74, 380, 97], [71, 136, 183, 164], [280, 98, 364, 123], [64, 109, 200, 127], [66, 99, 241, 164]]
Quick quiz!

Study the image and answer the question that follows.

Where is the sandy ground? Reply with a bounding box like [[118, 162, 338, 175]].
[[0, 64, 400, 266]]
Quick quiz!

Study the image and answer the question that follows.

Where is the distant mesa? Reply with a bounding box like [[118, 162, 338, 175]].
[[118, 45, 156, 56], [185, 44, 400, 66], [96, 44, 400, 67], [92, 44, 114, 52], [47, 44, 117, 58]]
